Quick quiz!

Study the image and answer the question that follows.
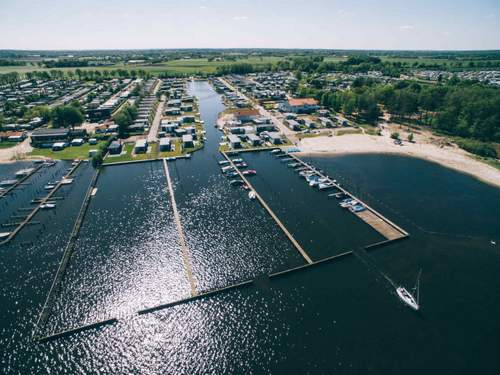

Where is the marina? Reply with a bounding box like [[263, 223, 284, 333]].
[[0, 80, 499, 374]]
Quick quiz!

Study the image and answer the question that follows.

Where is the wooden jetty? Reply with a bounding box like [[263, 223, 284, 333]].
[[162, 158, 198, 297], [222, 151, 314, 264]]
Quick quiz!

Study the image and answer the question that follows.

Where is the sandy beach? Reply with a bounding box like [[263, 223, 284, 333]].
[[296, 125, 500, 188]]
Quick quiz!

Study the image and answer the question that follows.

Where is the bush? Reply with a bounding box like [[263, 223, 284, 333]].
[[455, 139, 497, 158], [390, 132, 400, 140]]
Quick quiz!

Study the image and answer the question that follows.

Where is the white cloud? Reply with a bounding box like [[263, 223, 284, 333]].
[[400, 25, 415, 30], [485, 13, 495, 19], [199, 6, 207, 10], [232, 16, 248, 21]]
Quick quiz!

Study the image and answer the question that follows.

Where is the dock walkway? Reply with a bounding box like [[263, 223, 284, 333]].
[[162, 159, 198, 296]]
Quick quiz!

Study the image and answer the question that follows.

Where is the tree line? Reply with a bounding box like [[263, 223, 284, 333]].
[[299, 78, 499, 157]]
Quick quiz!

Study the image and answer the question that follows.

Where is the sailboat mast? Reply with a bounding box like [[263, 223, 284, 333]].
[[414, 269, 422, 305]]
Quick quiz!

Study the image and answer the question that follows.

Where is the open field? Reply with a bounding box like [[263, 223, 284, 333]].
[[29, 142, 107, 160], [0, 56, 283, 75]]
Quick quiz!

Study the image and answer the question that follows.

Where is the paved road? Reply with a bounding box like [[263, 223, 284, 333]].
[[147, 95, 166, 143]]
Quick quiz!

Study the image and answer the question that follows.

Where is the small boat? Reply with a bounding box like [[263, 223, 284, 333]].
[[44, 184, 56, 190], [15, 168, 35, 178], [60, 178, 73, 185], [287, 162, 300, 168], [349, 204, 366, 213], [226, 171, 239, 178], [242, 169, 256, 176], [231, 158, 243, 163], [339, 198, 354, 208], [40, 203, 56, 209], [221, 165, 234, 173], [0, 232, 11, 239], [242, 184, 250, 190], [319, 182, 335, 190], [270, 149, 281, 154], [234, 162, 248, 168], [229, 179, 245, 186], [218, 160, 230, 165], [329, 192, 347, 199], [396, 270, 421, 311], [0, 179, 17, 187], [248, 191, 256, 199]]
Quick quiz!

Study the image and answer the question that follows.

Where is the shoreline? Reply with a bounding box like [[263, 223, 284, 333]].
[[296, 132, 500, 189]]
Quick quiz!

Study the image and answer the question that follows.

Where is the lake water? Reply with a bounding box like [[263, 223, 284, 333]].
[[1, 81, 499, 374]]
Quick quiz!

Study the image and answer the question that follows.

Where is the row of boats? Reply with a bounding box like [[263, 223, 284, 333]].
[[218, 158, 257, 199], [271, 148, 367, 213]]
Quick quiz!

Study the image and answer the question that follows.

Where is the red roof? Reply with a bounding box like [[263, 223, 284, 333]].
[[288, 98, 319, 106], [234, 108, 260, 117], [0, 131, 24, 138]]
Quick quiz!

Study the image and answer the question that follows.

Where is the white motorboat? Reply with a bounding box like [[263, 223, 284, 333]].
[[40, 203, 56, 209], [248, 191, 256, 200]]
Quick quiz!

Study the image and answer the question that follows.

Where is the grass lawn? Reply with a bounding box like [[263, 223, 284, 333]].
[[0, 141, 19, 149], [30, 142, 107, 160], [297, 131, 332, 140]]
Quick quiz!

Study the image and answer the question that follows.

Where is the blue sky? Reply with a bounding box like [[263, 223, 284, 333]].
[[1, 0, 499, 50]]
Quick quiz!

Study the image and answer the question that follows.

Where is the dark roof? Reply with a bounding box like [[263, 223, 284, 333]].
[[31, 128, 69, 137]]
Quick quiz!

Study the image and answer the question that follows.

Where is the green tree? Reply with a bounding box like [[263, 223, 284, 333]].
[[408, 132, 414, 142], [51, 105, 85, 129]]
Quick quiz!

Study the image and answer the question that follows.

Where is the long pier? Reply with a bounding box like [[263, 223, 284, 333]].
[[0, 161, 83, 246], [33, 167, 100, 340], [222, 151, 314, 264], [162, 158, 198, 296]]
